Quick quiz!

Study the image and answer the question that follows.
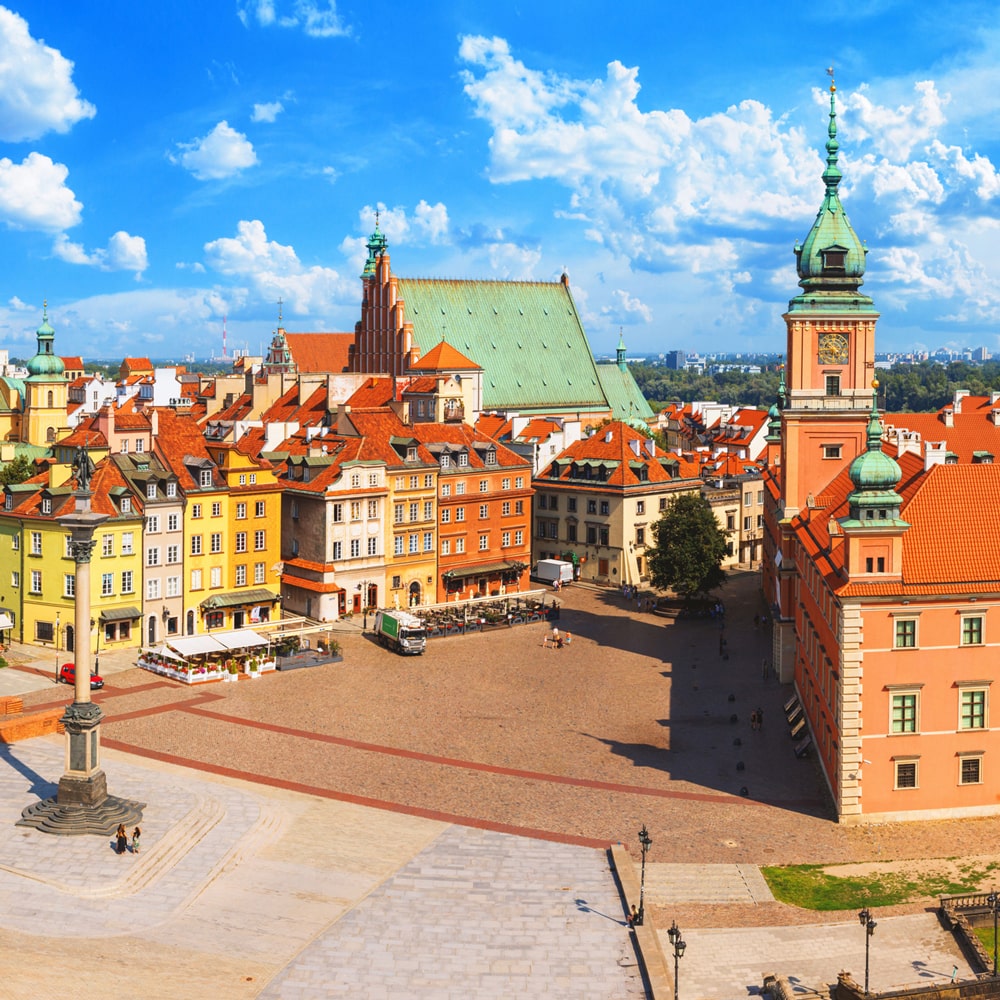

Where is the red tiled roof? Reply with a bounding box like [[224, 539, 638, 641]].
[[285, 332, 353, 373], [410, 340, 481, 371], [61, 356, 84, 370], [474, 414, 510, 440], [515, 418, 561, 443], [883, 408, 1000, 463], [346, 377, 398, 409]]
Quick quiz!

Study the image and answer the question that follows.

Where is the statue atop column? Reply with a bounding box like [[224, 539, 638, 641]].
[[71, 443, 95, 493]]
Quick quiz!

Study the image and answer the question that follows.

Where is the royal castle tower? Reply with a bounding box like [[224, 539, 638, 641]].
[[779, 81, 878, 518], [23, 305, 68, 446]]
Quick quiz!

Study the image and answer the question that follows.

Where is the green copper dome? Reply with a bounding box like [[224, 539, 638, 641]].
[[847, 384, 901, 508], [362, 215, 388, 277], [794, 84, 868, 294], [26, 305, 65, 379]]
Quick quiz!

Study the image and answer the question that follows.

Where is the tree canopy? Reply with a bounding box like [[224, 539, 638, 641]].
[[0, 454, 34, 486], [648, 492, 728, 599]]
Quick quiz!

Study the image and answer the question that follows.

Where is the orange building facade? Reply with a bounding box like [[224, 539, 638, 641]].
[[762, 84, 1000, 823]]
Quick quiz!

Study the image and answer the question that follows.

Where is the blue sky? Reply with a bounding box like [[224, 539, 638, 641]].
[[3, 1, 1000, 362]]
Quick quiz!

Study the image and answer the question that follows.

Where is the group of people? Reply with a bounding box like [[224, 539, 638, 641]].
[[542, 626, 571, 649], [115, 823, 141, 855]]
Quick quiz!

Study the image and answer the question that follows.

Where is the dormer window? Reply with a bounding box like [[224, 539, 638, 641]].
[[199, 469, 212, 488], [146, 482, 157, 499], [485, 449, 497, 466], [121, 497, 132, 513], [441, 454, 451, 469], [166, 482, 177, 498], [821, 246, 847, 272], [457, 452, 469, 468], [407, 447, 418, 462], [3, 494, 11, 511], [41, 498, 51, 514]]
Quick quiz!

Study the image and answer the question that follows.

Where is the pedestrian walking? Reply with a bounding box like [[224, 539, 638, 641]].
[[761, 657, 769, 680], [116, 823, 128, 855], [132, 826, 141, 855], [750, 709, 759, 731]]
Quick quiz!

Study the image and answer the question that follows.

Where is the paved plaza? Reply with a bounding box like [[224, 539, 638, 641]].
[[0, 571, 987, 997]]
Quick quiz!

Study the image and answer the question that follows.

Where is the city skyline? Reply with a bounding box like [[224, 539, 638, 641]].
[[3, 2, 1000, 361]]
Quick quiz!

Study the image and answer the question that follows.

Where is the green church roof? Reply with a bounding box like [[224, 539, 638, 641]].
[[397, 277, 632, 415]]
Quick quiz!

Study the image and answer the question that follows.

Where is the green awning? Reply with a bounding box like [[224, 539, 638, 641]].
[[442, 561, 526, 580], [200, 588, 278, 611], [99, 606, 141, 622]]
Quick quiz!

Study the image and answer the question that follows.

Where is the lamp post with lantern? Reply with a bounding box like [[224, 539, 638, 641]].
[[858, 907, 877, 994]]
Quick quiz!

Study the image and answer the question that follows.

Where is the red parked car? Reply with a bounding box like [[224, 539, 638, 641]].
[[58, 663, 104, 690]]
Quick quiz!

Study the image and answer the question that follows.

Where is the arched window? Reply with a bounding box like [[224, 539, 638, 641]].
[[47, 391, 53, 407]]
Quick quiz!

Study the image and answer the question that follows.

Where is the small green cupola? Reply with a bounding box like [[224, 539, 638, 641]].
[[841, 380, 906, 525], [765, 364, 786, 443], [26, 302, 66, 380], [616, 329, 627, 371], [362, 211, 388, 277], [793, 82, 869, 294]]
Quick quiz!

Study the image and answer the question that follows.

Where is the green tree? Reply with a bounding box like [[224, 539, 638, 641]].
[[648, 492, 727, 599], [0, 454, 34, 486]]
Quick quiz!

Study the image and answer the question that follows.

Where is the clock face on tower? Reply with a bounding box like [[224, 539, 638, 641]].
[[818, 333, 849, 364]]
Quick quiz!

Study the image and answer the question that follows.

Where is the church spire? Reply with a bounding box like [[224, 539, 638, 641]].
[[793, 76, 868, 294], [363, 208, 388, 276], [616, 328, 627, 371]]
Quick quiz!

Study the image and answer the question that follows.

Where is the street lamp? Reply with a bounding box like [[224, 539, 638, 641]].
[[54, 612, 60, 683], [988, 889, 998, 977], [667, 920, 686, 1000], [636, 824, 652, 926], [858, 907, 877, 994], [356, 580, 370, 629]]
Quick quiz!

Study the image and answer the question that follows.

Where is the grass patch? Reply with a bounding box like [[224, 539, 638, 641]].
[[762, 861, 1000, 911]]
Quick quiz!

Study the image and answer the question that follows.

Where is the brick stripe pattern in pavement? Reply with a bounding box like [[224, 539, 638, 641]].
[[0, 739, 646, 1000], [260, 825, 646, 1000], [667, 914, 974, 1000]]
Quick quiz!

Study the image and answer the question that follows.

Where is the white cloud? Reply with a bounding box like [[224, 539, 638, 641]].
[[204, 219, 354, 313], [601, 289, 652, 324], [459, 34, 818, 279], [52, 230, 148, 276], [7, 296, 32, 312], [237, 0, 349, 38], [251, 100, 284, 123], [839, 81, 948, 161], [0, 6, 96, 142], [0, 152, 82, 231], [173, 121, 258, 181]]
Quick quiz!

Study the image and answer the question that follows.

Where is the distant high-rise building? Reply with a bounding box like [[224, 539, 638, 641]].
[[665, 350, 686, 370], [972, 345, 992, 362]]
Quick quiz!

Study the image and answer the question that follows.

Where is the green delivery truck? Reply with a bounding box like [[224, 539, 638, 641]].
[[373, 610, 427, 655]]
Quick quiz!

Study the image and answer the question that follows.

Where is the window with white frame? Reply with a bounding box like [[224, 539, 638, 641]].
[[394, 504, 404, 524], [167, 514, 179, 532], [962, 615, 984, 646], [31, 531, 41, 555], [332, 541, 342, 560], [423, 501, 433, 520], [515, 477, 524, 489], [147, 514, 160, 533], [350, 539, 360, 558], [190, 536, 202, 555], [146, 482, 157, 499], [254, 530, 265, 550], [960, 755, 983, 785], [255, 500, 265, 517], [167, 544, 179, 564], [64, 574, 75, 597], [235, 532, 247, 553], [456, 537, 465, 553], [514, 530, 523, 545], [41, 498, 51, 514], [891, 691, 919, 733], [959, 687, 988, 730], [441, 509, 451, 524], [191, 568, 202, 590], [394, 536, 404, 555], [121, 497, 131, 513], [236, 502, 247, 519], [456, 507, 465, 522], [211, 502, 221, 517], [367, 537, 378, 556], [11, 570, 19, 588], [147, 578, 161, 600], [502, 531, 510, 547], [408, 534, 418, 554], [441, 539, 450, 555], [200, 469, 212, 487], [210, 532, 222, 553], [102, 573, 114, 596], [479, 504, 489, 519], [121, 531, 133, 554], [147, 546, 160, 566], [235, 565, 247, 587], [479, 479, 488, 493], [166, 482, 177, 498], [210, 566, 222, 588], [456, 481, 466, 495], [441, 483, 451, 498], [457, 453, 468, 467], [166, 575, 181, 597], [479, 534, 489, 551], [254, 563, 265, 584], [894, 758, 918, 789], [102, 534, 114, 556], [423, 532, 432, 551], [121, 570, 134, 594], [192, 503, 202, 518]]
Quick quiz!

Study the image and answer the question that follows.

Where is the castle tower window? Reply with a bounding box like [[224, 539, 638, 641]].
[[825, 375, 841, 397]]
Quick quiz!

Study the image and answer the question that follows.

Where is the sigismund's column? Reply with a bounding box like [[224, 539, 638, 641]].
[[18, 447, 143, 835]]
